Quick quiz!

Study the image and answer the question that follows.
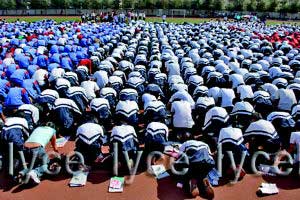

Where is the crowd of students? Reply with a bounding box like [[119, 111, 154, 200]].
[[0, 18, 300, 199]]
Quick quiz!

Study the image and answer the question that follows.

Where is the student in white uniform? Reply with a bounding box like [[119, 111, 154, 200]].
[[90, 98, 112, 130], [80, 79, 100, 100], [110, 124, 139, 168], [75, 115, 106, 166], [237, 84, 254, 102], [144, 121, 168, 153], [219, 88, 236, 113], [274, 88, 297, 112], [177, 140, 215, 199], [32, 68, 49, 88], [93, 70, 108, 89], [115, 100, 139, 127], [55, 77, 71, 98], [171, 99, 194, 141]]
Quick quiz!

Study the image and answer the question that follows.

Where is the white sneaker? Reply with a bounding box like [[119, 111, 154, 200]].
[[28, 170, 41, 184]]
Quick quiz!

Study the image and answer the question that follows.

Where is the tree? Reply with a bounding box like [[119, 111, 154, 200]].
[[212, 0, 226, 11], [86, 0, 104, 9], [226, 1, 235, 11], [0, 0, 17, 9], [102, 0, 114, 9], [122, 0, 134, 9], [267, 0, 280, 12], [170, 0, 184, 9], [198, 0, 211, 10], [244, 0, 257, 11], [145, 0, 157, 9], [30, 0, 50, 9], [70, 0, 84, 9], [256, 0, 269, 12], [289, 0, 300, 13]]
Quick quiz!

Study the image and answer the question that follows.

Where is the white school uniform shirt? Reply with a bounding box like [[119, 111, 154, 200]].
[[208, 87, 221, 103], [145, 100, 165, 113], [171, 100, 194, 128], [93, 70, 108, 89], [40, 89, 59, 101], [14, 48, 23, 55], [55, 77, 71, 90], [76, 123, 104, 145], [142, 93, 157, 106], [37, 46, 47, 55], [64, 71, 78, 83], [171, 83, 188, 93], [229, 73, 245, 88], [18, 104, 39, 125], [166, 61, 180, 76], [81, 80, 100, 100], [108, 75, 123, 85], [261, 83, 278, 101], [67, 86, 88, 99], [237, 85, 254, 100], [220, 88, 235, 107], [116, 100, 139, 117], [32, 69, 48, 86], [3, 117, 29, 137], [275, 88, 297, 111], [90, 98, 110, 111], [179, 140, 211, 154], [269, 67, 282, 79], [169, 91, 195, 109], [196, 97, 215, 109], [111, 124, 138, 143], [49, 67, 65, 82], [146, 122, 169, 139], [3, 57, 15, 66], [100, 87, 117, 98]]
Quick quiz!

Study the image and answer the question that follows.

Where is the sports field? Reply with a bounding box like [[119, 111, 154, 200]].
[[1, 14, 300, 200], [1, 15, 300, 25]]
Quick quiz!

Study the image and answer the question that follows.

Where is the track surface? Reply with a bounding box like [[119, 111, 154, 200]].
[[1, 141, 300, 200]]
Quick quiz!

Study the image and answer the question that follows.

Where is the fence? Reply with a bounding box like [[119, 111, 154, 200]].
[[0, 9, 299, 20]]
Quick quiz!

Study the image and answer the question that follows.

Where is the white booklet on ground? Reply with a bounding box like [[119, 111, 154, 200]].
[[69, 171, 89, 187], [258, 183, 279, 195], [151, 165, 170, 180]]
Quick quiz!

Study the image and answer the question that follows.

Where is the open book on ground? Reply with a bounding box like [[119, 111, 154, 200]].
[[108, 177, 125, 193], [69, 171, 89, 187], [56, 136, 70, 148], [257, 183, 279, 196], [151, 164, 170, 180]]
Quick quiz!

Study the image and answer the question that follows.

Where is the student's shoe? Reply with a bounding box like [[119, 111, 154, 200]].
[[28, 170, 40, 184], [200, 178, 214, 200]]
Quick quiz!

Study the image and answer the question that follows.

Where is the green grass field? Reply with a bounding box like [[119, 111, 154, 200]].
[[1, 16, 300, 26]]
